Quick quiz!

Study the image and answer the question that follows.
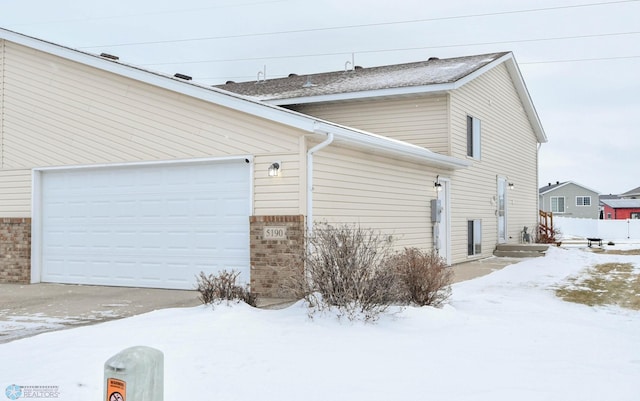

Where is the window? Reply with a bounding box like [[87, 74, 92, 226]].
[[631, 212, 640, 219], [576, 196, 591, 206], [466, 115, 481, 159], [467, 219, 482, 256], [607, 213, 612, 219], [551, 196, 565, 213]]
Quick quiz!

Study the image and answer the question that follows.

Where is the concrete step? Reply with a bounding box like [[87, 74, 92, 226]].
[[493, 250, 546, 258], [493, 243, 549, 258], [495, 244, 549, 252]]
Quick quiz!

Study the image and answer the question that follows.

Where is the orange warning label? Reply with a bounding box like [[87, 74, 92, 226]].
[[106, 378, 126, 401]]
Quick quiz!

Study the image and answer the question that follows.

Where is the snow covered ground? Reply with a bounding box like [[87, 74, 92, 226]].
[[1, 246, 638, 401]]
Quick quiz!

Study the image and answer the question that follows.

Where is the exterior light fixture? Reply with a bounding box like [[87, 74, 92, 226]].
[[268, 162, 281, 177], [508, 182, 515, 190], [434, 175, 443, 192]]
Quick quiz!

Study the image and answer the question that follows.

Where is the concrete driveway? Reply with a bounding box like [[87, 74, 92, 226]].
[[0, 283, 200, 344]]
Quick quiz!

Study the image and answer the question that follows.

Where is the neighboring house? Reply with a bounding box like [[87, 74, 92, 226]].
[[601, 199, 640, 220], [0, 28, 546, 296], [620, 186, 640, 199], [538, 181, 600, 219]]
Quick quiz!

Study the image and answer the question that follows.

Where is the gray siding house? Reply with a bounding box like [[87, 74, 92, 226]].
[[539, 181, 600, 219]]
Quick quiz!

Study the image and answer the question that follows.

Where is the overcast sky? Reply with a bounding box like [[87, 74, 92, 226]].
[[2, 0, 638, 194]]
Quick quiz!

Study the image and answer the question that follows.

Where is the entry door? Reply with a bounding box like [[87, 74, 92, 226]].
[[436, 178, 451, 265], [497, 177, 507, 243]]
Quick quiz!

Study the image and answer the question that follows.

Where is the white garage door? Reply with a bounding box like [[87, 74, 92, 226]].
[[40, 159, 251, 290]]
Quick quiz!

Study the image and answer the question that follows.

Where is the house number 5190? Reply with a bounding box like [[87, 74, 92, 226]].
[[263, 226, 287, 240]]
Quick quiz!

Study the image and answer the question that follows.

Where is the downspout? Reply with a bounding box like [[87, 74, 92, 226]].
[[306, 131, 334, 233]]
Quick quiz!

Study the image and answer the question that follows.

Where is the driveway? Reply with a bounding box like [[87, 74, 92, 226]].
[[0, 283, 200, 344]]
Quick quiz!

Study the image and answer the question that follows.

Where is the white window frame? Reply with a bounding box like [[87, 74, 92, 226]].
[[467, 219, 482, 256], [576, 196, 591, 206], [466, 115, 481, 159], [551, 196, 566, 213]]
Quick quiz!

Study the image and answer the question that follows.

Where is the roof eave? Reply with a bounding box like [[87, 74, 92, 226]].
[[313, 122, 471, 170]]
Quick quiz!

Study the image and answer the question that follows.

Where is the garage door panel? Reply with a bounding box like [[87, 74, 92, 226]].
[[41, 160, 251, 289]]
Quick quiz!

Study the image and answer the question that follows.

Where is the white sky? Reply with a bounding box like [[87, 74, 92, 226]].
[[1, 0, 638, 194]]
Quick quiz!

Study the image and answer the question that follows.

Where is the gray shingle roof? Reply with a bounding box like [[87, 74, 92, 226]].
[[216, 52, 509, 101]]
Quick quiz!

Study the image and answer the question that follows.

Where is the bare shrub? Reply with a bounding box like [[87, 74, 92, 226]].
[[290, 223, 397, 321], [389, 248, 452, 307], [196, 270, 257, 307]]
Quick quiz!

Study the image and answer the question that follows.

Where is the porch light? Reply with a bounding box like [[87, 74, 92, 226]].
[[434, 175, 442, 192], [508, 182, 515, 190], [268, 162, 281, 177]]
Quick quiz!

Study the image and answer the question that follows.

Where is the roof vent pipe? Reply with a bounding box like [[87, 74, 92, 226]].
[[100, 53, 119, 61], [256, 65, 266, 83]]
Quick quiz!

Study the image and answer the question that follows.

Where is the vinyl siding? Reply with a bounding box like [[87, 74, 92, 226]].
[[0, 169, 31, 216], [0, 41, 304, 216], [539, 184, 599, 219], [449, 64, 539, 263], [289, 94, 450, 153], [312, 146, 445, 249]]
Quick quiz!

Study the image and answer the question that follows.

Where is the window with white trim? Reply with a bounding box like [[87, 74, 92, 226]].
[[551, 196, 565, 213], [467, 219, 482, 256], [576, 196, 591, 206], [466, 115, 481, 159]]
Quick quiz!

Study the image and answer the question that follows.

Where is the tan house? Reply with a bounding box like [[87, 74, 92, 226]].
[[0, 28, 546, 297]]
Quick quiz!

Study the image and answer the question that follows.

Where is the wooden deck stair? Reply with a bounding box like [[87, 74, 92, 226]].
[[493, 243, 549, 258]]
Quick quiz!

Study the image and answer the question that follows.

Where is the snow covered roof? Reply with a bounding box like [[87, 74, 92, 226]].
[[601, 199, 640, 209], [218, 53, 508, 100], [217, 52, 547, 144]]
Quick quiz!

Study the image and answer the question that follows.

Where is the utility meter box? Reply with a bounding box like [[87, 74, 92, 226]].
[[431, 199, 442, 223], [104, 346, 164, 401]]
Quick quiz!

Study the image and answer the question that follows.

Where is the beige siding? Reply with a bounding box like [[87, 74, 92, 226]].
[[449, 64, 539, 263], [0, 169, 31, 216], [0, 41, 305, 216], [312, 146, 444, 250], [290, 94, 450, 153]]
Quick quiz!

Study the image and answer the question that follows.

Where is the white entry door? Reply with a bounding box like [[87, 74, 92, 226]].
[[38, 159, 251, 290], [497, 177, 508, 243]]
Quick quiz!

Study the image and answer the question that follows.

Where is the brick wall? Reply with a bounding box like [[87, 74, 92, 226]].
[[250, 215, 305, 298], [0, 218, 31, 283]]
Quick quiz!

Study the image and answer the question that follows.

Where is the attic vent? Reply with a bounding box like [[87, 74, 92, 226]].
[[428, 57, 439, 61], [99, 53, 119, 61], [225, 80, 236, 84], [354, 65, 363, 70], [288, 73, 298, 77], [174, 73, 192, 81]]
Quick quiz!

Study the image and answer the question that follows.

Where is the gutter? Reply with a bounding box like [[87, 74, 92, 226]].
[[306, 130, 334, 233]]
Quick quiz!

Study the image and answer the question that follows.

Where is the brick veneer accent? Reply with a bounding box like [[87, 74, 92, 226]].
[[250, 215, 305, 298], [0, 218, 31, 283]]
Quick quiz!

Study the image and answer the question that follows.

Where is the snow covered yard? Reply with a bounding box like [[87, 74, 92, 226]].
[[1, 246, 638, 401]]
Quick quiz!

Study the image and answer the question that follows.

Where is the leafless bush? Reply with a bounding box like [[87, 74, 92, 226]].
[[388, 248, 452, 307], [289, 223, 397, 321], [196, 270, 257, 307]]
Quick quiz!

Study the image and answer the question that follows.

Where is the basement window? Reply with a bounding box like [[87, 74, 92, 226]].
[[467, 219, 482, 256]]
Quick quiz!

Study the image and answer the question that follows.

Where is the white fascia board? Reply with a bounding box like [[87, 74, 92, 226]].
[[314, 121, 471, 169], [265, 83, 454, 106]]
